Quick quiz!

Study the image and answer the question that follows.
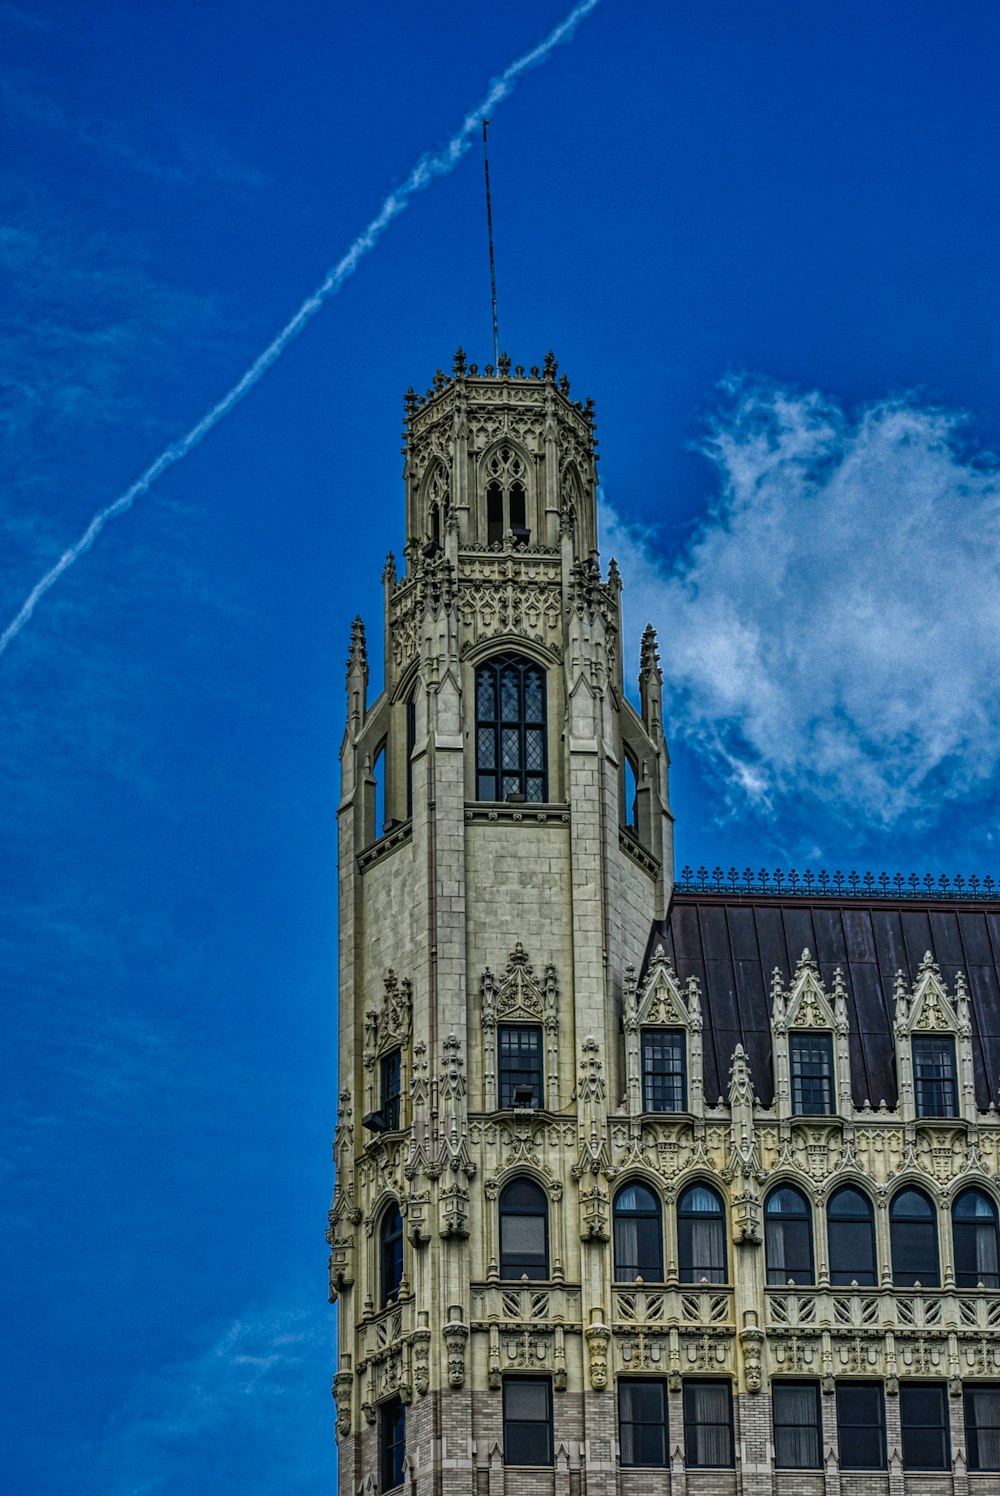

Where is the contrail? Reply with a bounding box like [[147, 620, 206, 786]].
[[0, 0, 601, 658]]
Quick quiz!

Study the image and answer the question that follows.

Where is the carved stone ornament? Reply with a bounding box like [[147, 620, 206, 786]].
[[333, 1368, 353, 1438], [585, 1322, 611, 1390], [622, 950, 704, 1117], [481, 945, 559, 1111], [442, 1317, 469, 1388], [363, 970, 412, 1070]]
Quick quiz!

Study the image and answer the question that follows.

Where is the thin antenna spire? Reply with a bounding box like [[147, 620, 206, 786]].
[[482, 119, 500, 366]]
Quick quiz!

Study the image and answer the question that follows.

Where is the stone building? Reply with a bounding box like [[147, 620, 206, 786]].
[[328, 352, 1000, 1496]]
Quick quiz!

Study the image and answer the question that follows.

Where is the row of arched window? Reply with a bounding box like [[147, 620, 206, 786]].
[[372, 1181, 1000, 1304]]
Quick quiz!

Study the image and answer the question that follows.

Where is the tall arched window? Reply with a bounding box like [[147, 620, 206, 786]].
[[953, 1189, 1000, 1288], [765, 1185, 814, 1285], [890, 1187, 940, 1287], [613, 1182, 663, 1282], [677, 1183, 727, 1283], [499, 1178, 549, 1280], [475, 654, 547, 802], [484, 445, 529, 544], [827, 1186, 877, 1286], [380, 1201, 404, 1307]]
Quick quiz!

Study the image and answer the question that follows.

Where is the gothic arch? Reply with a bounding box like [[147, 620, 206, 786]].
[[478, 438, 534, 545]]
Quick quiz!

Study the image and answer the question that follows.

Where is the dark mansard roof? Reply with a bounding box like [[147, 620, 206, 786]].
[[648, 882, 1000, 1112]]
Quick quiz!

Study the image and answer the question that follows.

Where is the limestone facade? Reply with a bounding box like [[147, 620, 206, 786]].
[[329, 353, 1000, 1496]]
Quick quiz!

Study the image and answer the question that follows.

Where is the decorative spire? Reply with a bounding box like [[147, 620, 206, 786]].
[[346, 616, 368, 736], [543, 349, 558, 379], [452, 347, 466, 376], [639, 623, 664, 738]]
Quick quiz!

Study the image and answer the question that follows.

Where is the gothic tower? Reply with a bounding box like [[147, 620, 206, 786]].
[[330, 350, 674, 1494], [330, 352, 1000, 1496]]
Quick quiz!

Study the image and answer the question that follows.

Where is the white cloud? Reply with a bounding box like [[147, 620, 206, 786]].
[[604, 379, 1000, 829]]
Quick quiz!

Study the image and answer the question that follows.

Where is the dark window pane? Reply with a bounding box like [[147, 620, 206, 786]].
[[380, 1203, 403, 1307], [474, 655, 548, 802], [380, 1049, 401, 1130], [487, 483, 503, 545], [509, 483, 526, 532], [380, 1398, 406, 1490], [900, 1384, 948, 1470], [498, 1025, 543, 1109], [678, 1186, 726, 1284], [836, 1382, 885, 1469], [499, 1178, 548, 1279], [913, 1035, 958, 1117], [828, 1188, 877, 1285], [504, 1377, 552, 1465], [773, 1382, 821, 1469], [966, 1386, 1000, 1471], [683, 1381, 733, 1467], [619, 1380, 668, 1467], [790, 1032, 834, 1114], [642, 1030, 687, 1112], [765, 1187, 814, 1285], [890, 1189, 939, 1287], [954, 1190, 1000, 1288], [614, 1183, 664, 1281]]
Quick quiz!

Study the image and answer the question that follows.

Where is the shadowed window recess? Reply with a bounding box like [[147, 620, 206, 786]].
[[503, 1377, 552, 1465], [497, 1023, 542, 1108], [765, 1185, 814, 1285], [475, 654, 547, 802], [618, 1379, 668, 1467], [953, 1188, 1000, 1288], [789, 1031, 834, 1114], [499, 1177, 549, 1280], [836, 1381, 886, 1470], [641, 1029, 686, 1112], [613, 1182, 664, 1283], [890, 1186, 939, 1287], [683, 1380, 734, 1468], [965, 1385, 1000, 1471], [827, 1185, 877, 1286], [380, 1048, 401, 1130], [677, 1183, 727, 1283], [912, 1034, 959, 1117], [484, 444, 529, 545], [379, 1200, 404, 1307], [380, 1397, 406, 1491], [773, 1381, 822, 1469], [900, 1383, 949, 1470]]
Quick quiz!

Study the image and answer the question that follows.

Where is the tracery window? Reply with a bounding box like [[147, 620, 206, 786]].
[[890, 1186, 940, 1287], [484, 445, 529, 544], [475, 654, 547, 803], [379, 1201, 404, 1307], [499, 1178, 549, 1280], [677, 1183, 727, 1284], [613, 1182, 663, 1283], [953, 1188, 1000, 1288], [765, 1185, 814, 1285], [827, 1185, 877, 1286]]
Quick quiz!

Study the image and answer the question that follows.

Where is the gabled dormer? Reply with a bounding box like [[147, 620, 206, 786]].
[[622, 946, 703, 1118], [771, 948, 852, 1124], [362, 970, 413, 1134], [894, 951, 977, 1126]]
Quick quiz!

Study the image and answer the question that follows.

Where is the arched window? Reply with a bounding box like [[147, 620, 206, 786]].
[[827, 1186, 877, 1286], [890, 1187, 940, 1287], [677, 1183, 727, 1283], [475, 654, 547, 802], [380, 1201, 404, 1306], [499, 1178, 549, 1280], [483, 444, 529, 544], [765, 1186, 814, 1285], [622, 751, 639, 834], [613, 1182, 663, 1282], [953, 1189, 1000, 1288]]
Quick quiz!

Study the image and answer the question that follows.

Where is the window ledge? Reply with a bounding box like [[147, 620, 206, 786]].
[[357, 818, 412, 873], [620, 827, 660, 878], [465, 802, 570, 825]]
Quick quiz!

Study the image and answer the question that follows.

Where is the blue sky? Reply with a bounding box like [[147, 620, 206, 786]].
[[2, 2, 999, 1490]]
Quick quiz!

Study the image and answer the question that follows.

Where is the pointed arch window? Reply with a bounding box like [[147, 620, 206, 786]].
[[379, 1201, 404, 1306], [890, 1187, 940, 1287], [499, 1178, 549, 1280], [475, 654, 547, 802], [484, 445, 529, 544], [953, 1189, 1000, 1288], [613, 1182, 664, 1282], [827, 1186, 877, 1286], [765, 1186, 814, 1285], [678, 1184, 727, 1284]]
